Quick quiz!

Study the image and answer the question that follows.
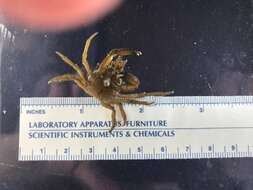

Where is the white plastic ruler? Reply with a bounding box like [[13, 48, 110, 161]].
[[19, 96, 253, 161]]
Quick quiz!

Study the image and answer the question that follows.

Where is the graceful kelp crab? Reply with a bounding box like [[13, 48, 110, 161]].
[[48, 32, 173, 131]]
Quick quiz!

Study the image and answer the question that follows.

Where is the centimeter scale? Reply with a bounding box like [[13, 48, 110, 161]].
[[19, 96, 253, 161]]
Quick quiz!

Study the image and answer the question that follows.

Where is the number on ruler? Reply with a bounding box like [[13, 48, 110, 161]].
[[64, 148, 69, 154], [112, 147, 117, 153], [139, 106, 144, 113], [137, 146, 143, 153], [89, 147, 93, 153], [161, 146, 165, 153], [40, 148, 44, 154], [199, 107, 204, 113]]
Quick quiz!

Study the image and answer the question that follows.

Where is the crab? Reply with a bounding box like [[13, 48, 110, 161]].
[[48, 32, 173, 132]]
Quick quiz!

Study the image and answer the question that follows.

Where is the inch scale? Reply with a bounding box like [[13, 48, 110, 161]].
[[19, 96, 253, 161]]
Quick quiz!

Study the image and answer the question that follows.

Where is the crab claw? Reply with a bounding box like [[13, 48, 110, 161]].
[[136, 51, 142, 56]]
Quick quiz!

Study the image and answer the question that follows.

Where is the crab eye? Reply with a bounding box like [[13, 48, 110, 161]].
[[103, 78, 111, 87]]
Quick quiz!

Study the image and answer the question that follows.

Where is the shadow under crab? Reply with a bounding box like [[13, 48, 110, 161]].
[[48, 32, 173, 132]]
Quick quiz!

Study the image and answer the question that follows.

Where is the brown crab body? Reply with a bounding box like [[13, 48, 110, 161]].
[[48, 32, 173, 131]]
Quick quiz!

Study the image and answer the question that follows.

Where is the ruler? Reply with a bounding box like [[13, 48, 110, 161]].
[[19, 96, 253, 161]]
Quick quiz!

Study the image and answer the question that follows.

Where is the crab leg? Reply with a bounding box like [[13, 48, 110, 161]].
[[48, 74, 87, 91], [55, 52, 85, 81], [124, 99, 154, 105], [108, 48, 142, 57], [82, 32, 98, 77], [101, 102, 116, 132], [108, 97, 154, 106], [118, 91, 174, 99], [118, 103, 126, 126], [98, 48, 142, 73]]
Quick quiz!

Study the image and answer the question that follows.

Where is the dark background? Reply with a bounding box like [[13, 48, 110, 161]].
[[1, 0, 253, 189]]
